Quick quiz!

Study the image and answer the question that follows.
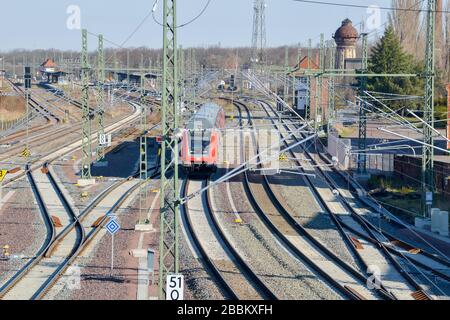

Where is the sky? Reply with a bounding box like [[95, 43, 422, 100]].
[[0, 0, 397, 51]]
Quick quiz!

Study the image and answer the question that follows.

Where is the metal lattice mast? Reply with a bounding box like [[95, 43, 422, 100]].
[[139, 59, 148, 225], [294, 43, 301, 107], [96, 34, 106, 161], [314, 34, 324, 131], [32, 55, 36, 81], [191, 48, 197, 109], [114, 52, 119, 83], [251, 0, 259, 62], [127, 51, 130, 85], [251, 0, 266, 65], [292, 75, 296, 106], [357, 33, 369, 174], [305, 39, 312, 121], [158, 0, 180, 300], [422, 0, 436, 216], [81, 29, 92, 179], [179, 46, 184, 83], [179, 46, 186, 108], [284, 46, 289, 103], [327, 42, 336, 134], [297, 42, 302, 64]]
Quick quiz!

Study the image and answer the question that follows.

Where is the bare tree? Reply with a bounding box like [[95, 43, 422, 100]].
[[436, 0, 445, 69], [389, 0, 424, 60], [445, 0, 450, 81]]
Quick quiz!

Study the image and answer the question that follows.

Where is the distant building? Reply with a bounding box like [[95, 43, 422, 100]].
[[333, 18, 359, 70], [39, 59, 66, 83], [289, 56, 329, 121], [39, 58, 58, 73]]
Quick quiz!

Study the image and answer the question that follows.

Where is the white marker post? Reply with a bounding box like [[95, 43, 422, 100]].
[[105, 217, 120, 274], [111, 233, 114, 272]]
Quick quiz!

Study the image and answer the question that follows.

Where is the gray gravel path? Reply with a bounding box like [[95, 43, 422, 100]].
[[211, 172, 342, 300]]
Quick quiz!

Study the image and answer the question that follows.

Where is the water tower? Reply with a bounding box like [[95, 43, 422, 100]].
[[333, 18, 359, 70]]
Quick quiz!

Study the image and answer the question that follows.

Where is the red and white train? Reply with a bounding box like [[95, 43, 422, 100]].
[[181, 103, 225, 172]]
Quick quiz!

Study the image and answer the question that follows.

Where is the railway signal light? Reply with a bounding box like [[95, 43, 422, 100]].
[[24, 67, 31, 89]]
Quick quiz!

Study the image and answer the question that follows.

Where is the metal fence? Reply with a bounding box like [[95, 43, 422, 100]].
[[327, 132, 351, 169], [349, 153, 394, 175], [328, 131, 394, 174]]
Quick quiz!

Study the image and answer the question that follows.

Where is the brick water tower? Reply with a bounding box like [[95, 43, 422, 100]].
[[333, 18, 359, 70]]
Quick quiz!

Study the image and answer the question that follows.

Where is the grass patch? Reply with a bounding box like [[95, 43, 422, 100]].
[[368, 175, 418, 194], [0, 96, 26, 122], [337, 126, 356, 138], [368, 175, 421, 221], [368, 174, 450, 221]]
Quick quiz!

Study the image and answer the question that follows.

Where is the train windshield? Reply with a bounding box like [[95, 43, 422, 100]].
[[188, 129, 212, 155]]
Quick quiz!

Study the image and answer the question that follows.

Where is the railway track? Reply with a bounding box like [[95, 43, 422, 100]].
[[0, 84, 151, 149], [1, 102, 142, 187], [182, 177, 278, 300], [0, 122, 55, 146], [312, 138, 450, 284], [0, 106, 146, 164], [0, 163, 159, 300], [257, 99, 438, 300], [0, 80, 65, 142], [39, 83, 96, 113], [8, 80, 61, 123], [0, 123, 83, 163], [0, 163, 82, 300], [231, 100, 390, 300], [308, 141, 450, 265], [30, 89, 80, 122]]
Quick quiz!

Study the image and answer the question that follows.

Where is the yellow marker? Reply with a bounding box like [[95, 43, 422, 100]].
[[151, 189, 159, 193], [2, 245, 10, 257], [21, 149, 31, 158], [234, 219, 243, 224], [0, 170, 8, 182], [158, 148, 161, 156]]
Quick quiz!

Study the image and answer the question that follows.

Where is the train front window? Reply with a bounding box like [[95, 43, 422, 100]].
[[189, 130, 211, 155]]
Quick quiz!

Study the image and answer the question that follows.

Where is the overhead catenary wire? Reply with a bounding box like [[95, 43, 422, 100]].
[[151, 0, 213, 28], [291, 0, 450, 13], [264, 94, 449, 296]]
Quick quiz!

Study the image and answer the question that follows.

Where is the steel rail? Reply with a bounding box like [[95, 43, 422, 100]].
[[316, 150, 450, 268], [0, 165, 56, 298], [204, 178, 278, 300], [259, 99, 434, 300], [181, 178, 240, 300], [233, 100, 383, 300]]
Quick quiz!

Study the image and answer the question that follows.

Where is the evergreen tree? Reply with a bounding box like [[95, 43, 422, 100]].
[[367, 25, 423, 107]]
